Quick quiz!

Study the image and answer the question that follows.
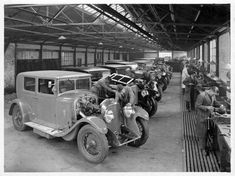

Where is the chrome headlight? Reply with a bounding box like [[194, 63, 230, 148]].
[[123, 104, 135, 118], [104, 110, 114, 123]]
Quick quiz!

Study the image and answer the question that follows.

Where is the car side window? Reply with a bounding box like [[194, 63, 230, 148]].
[[38, 79, 54, 94], [76, 79, 90, 90], [24, 77, 35, 92]]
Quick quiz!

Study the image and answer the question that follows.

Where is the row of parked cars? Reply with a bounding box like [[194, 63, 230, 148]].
[[9, 59, 172, 163]]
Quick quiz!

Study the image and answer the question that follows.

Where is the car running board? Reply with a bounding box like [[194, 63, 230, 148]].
[[24, 122, 63, 139]]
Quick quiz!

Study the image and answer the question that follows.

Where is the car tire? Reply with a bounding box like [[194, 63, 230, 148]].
[[12, 105, 27, 131], [129, 118, 149, 147], [77, 124, 108, 163], [162, 79, 168, 91], [149, 97, 158, 117], [156, 86, 162, 102]]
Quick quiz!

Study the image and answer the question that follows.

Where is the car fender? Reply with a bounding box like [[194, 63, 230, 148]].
[[133, 106, 149, 121], [9, 99, 32, 122], [77, 116, 108, 134]]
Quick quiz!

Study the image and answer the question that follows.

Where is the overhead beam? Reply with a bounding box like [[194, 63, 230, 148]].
[[91, 4, 156, 40], [138, 22, 226, 28], [47, 5, 67, 23], [6, 22, 105, 28], [5, 4, 76, 8]]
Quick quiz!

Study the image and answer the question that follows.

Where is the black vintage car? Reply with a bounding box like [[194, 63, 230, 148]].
[[62, 66, 111, 82], [108, 73, 158, 117], [100, 64, 132, 75]]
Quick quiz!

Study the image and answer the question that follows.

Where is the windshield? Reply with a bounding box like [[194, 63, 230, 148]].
[[59, 78, 90, 93]]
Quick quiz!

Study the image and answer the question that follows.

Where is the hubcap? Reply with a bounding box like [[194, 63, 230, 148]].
[[14, 109, 23, 127], [83, 133, 99, 155]]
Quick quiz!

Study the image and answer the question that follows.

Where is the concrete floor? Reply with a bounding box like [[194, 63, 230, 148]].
[[4, 73, 184, 172]]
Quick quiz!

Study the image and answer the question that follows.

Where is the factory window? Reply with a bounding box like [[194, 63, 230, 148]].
[[200, 45, 203, 62], [114, 53, 120, 60], [42, 51, 59, 59], [96, 52, 102, 64], [17, 49, 39, 60], [210, 39, 217, 73], [61, 52, 74, 66]]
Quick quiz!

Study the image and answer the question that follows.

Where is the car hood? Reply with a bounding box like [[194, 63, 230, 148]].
[[57, 89, 97, 102]]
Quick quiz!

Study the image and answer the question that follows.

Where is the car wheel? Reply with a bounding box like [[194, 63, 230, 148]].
[[156, 86, 162, 102], [162, 79, 168, 91], [129, 118, 149, 147], [77, 124, 108, 163], [12, 105, 27, 131], [148, 97, 158, 117]]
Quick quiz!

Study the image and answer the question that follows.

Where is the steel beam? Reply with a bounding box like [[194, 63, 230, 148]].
[[48, 5, 67, 23], [92, 4, 156, 40]]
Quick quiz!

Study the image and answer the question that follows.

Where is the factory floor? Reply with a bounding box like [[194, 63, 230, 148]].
[[4, 73, 184, 172]]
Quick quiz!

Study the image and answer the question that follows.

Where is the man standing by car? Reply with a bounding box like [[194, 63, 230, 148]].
[[91, 76, 116, 100], [115, 84, 135, 107], [183, 71, 198, 111], [181, 63, 189, 95]]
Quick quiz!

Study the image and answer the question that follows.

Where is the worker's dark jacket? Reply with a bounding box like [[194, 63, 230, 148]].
[[183, 76, 197, 102]]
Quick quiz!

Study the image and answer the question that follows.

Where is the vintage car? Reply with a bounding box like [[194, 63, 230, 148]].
[[108, 73, 158, 117], [9, 70, 149, 163], [100, 64, 132, 75], [105, 60, 138, 70], [62, 66, 110, 82]]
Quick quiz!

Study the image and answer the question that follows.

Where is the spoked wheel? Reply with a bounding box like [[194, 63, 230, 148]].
[[129, 118, 149, 147], [12, 105, 27, 131], [77, 125, 108, 163]]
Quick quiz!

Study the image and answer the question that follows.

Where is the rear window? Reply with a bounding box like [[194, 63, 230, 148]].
[[24, 77, 35, 92]]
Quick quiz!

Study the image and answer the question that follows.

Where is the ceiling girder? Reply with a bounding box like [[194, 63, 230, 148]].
[[91, 4, 156, 41]]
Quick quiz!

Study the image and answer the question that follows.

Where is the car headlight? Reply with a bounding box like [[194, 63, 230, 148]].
[[101, 104, 107, 114], [104, 110, 114, 123], [141, 90, 149, 97], [123, 104, 135, 118]]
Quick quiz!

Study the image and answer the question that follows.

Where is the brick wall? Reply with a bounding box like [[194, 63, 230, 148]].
[[4, 43, 15, 92]]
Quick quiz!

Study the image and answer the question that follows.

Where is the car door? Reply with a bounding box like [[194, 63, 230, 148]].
[[22, 76, 38, 120], [35, 78, 57, 129]]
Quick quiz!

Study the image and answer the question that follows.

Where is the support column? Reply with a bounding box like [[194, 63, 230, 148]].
[[216, 36, 219, 77], [85, 47, 88, 67], [59, 45, 62, 69], [73, 47, 76, 67], [108, 49, 110, 60], [94, 48, 97, 66], [202, 43, 205, 68], [39, 44, 43, 69], [102, 48, 104, 65], [14, 43, 17, 86], [207, 41, 210, 72]]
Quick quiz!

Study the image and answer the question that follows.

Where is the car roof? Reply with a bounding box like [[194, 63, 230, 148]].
[[101, 64, 131, 68], [63, 66, 109, 72], [83, 67, 110, 72], [18, 70, 91, 79], [133, 60, 153, 64], [114, 61, 137, 65]]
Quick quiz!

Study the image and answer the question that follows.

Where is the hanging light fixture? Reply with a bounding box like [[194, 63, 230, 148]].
[[58, 35, 66, 40]]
